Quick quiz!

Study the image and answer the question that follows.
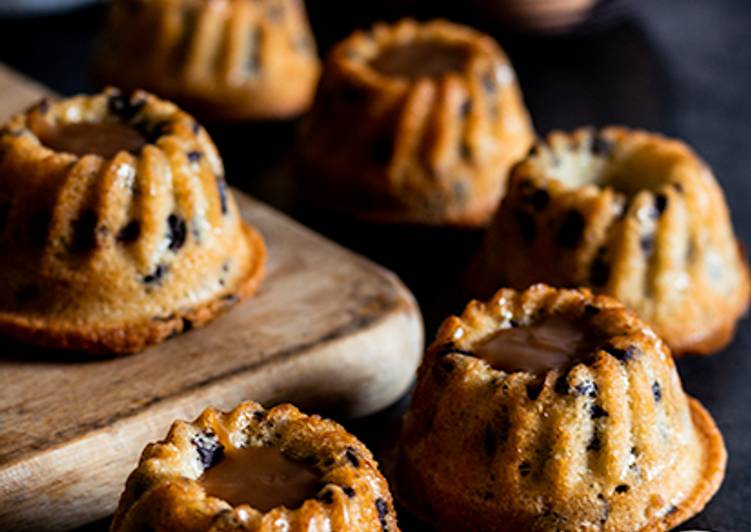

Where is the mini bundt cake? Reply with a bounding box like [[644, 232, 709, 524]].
[[471, 126, 750, 355], [0, 89, 265, 354], [111, 401, 399, 531], [400, 284, 726, 531], [299, 18, 535, 226], [94, 0, 320, 121]]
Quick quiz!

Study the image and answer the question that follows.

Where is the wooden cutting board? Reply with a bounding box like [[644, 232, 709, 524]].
[[0, 64, 424, 531]]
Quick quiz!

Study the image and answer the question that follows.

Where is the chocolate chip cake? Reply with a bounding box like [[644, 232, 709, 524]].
[[111, 401, 399, 531], [470, 126, 750, 355], [299, 18, 535, 226], [0, 89, 265, 354], [400, 284, 726, 531], [94, 0, 321, 121]]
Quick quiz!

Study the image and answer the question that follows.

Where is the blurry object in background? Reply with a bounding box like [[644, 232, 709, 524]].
[[93, 0, 320, 121], [299, 18, 535, 227], [0, 0, 99, 16], [471, 0, 633, 34]]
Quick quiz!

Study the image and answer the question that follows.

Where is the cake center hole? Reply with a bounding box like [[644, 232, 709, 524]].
[[474, 316, 603, 374], [371, 41, 470, 79], [199, 446, 321, 511], [34, 120, 146, 159]]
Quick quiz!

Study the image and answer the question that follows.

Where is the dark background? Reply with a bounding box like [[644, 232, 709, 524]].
[[0, 0, 748, 530]]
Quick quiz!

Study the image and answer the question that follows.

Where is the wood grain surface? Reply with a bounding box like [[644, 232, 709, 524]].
[[0, 64, 424, 531]]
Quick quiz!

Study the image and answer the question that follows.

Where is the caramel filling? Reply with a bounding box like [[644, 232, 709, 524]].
[[474, 316, 603, 374], [199, 446, 320, 511], [35, 121, 146, 158], [371, 41, 470, 79]]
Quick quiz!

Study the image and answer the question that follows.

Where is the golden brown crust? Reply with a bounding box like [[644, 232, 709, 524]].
[[470, 126, 750, 355], [94, 0, 321, 121], [0, 223, 265, 355], [299, 18, 534, 227], [400, 284, 726, 531], [111, 401, 400, 532], [0, 89, 266, 354]]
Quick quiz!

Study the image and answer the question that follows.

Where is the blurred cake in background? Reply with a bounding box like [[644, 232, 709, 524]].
[[0, 0, 98, 16], [299, 18, 534, 227], [94, 0, 321, 121], [470, 0, 632, 34]]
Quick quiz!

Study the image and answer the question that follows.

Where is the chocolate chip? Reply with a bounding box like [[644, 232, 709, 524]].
[[375, 498, 389, 531], [482, 70, 496, 93], [587, 432, 601, 451], [221, 293, 239, 304], [605, 345, 637, 364], [294, 35, 314, 52], [527, 145, 540, 157], [432, 357, 455, 383], [640, 234, 654, 255], [216, 177, 229, 215], [135, 119, 171, 144], [665, 504, 679, 515], [483, 427, 497, 456], [167, 214, 187, 252], [143, 264, 167, 285], [590, 256, 611, 287], [247, 30, 261, 72], [182, 318, 193, 333], [452, 180, 468, 203], [29, 211, 51, 247], [460, 141, 472, 160], [267, 3, 283, 20], [341, 486, 356, 498], [519, 461, 531, 477], [191, 432, 224, 469], [652, 381, 662, 402], [590, 405, 609, 419], [252, 410, 267, 422], [615, 484, 630, 494], [591, 135, 613, 156], [515, 210, 536, 244], [599, 494, 610, 524], [71, 209, 98, 252], [556, 210, 585, 248], [584, 304, 600, 316], [672, 182, 683, 193], [655, 194, 668, 215], [117, 220, 140, 243], [528, 189, 550, 211], [575, 380, 598, 398], [460, 99, 472, 116], [192, 121, 201, 135], [187, 151, 203, 163], [36, 98, 50, 114], [108, 92, 145, 121], [131, 476, 152, 500], [345, 447, 360, 468], [526, 380, 544, 400], [317, 490, 334, 504], [554, 375, 569, 395]]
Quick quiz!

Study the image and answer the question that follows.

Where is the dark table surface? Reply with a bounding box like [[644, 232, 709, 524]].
[[1, 1, 749, 530]]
